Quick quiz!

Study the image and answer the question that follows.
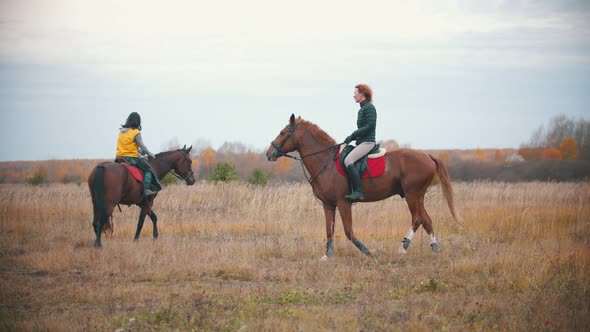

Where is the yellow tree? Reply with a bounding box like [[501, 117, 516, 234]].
[[272, 157, 291, 175], [200, 147, 217, 170], [559, 136, 579, 160], [474, 148, 488, 161], [438, 151, 452, 164]]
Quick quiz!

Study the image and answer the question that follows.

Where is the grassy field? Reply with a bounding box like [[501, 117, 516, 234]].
[[1, 181, 589, 331]]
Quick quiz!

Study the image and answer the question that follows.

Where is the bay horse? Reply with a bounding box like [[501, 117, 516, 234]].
[[266, 114, 458, 260], [88, 145, 195, 247]]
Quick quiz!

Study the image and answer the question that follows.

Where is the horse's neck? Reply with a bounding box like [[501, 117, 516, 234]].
[[298, 126, 337, 177], [150, 155, 172, 179]]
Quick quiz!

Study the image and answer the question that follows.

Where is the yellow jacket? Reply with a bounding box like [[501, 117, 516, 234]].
[[116, 128, 140, 157]]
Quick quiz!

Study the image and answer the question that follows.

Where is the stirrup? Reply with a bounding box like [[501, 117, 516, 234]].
[[345, 191, 364, 201]]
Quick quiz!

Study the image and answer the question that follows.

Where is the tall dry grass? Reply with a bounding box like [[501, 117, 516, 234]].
[[0, 181, 588, 331]]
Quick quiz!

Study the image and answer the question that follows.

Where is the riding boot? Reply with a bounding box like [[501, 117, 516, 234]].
[[143, 171, 157, 196], [344, 164, 364, 201]]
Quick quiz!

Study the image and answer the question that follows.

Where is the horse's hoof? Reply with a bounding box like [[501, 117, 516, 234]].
[[369, 249, 381, 258], [320, 255, 330, 261], [397, 245, 407, 254], [431, 243, 440, 253]]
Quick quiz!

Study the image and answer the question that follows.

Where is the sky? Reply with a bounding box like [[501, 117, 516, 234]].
[[1, 0, 589, 161]]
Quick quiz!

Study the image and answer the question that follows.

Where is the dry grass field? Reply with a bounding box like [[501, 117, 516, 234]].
[[1, 181, 589, 331]]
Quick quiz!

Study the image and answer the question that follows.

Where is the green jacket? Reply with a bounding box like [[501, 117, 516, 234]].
[[349, 101, 377, 144]]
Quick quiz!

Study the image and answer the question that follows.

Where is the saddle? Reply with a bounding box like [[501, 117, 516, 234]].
[[336, 144, 386, 179], [115, 157, 144, 183]]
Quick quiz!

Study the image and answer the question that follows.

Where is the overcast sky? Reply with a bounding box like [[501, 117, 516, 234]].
[[1, 0, 589, 161]]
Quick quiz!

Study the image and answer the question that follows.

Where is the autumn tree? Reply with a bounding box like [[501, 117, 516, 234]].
[[438, 151, 452, 164], [518, 147, 544, 160], [272, 157, 291, 175], [494, 149, 506, 163], [559, 137, 579, 160], [542, 148, 562, 160], [474, 148, 488, 161], [200, 147, 217, 170]]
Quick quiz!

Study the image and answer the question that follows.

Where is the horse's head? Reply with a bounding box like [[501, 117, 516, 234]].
[[266, 113, 301, 161], [168, 145, 196, 185]]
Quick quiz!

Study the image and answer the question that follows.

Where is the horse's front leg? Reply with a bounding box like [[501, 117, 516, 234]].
[[320, 205, 336, 261], [149, 211, 158, 239], [338, 201, 372, 256], [134, 208, 148, 241]]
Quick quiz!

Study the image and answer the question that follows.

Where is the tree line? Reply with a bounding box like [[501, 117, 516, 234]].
[[1, 114, 588, 185]]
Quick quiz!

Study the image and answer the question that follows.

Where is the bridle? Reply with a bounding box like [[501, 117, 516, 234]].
[[153, 150, 194, 182], [270, 123, 300, 160], [270, 122, 343, 183]]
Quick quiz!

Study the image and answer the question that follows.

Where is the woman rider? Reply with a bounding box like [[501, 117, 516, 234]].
[[343, 84, 377, 201], [116, 112, 162, 197]]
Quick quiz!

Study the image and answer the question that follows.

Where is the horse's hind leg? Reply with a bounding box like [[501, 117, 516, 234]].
[[398, 195, 421, 254], [421, 208, 439, 252], [93, 214, 103, 248], [399, 194, 439, 254], [149, 211, 158, 239]]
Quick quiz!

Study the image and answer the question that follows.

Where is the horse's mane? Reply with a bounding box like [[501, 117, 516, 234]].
[[298, 119, 337, 146], [155, 149, 184, 158]]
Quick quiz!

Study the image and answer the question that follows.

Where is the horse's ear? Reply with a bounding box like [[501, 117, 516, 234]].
[[186, 145, 192, 153], [182, 144, 186, 150], [289, 113, 295, 125]]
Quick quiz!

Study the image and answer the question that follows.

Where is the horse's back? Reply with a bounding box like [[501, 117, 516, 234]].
[[88, 162, 131, 205], [386, 148, 437, 188]]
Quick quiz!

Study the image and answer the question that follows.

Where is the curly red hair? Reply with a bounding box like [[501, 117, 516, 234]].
[[355, 84, 373, 101]]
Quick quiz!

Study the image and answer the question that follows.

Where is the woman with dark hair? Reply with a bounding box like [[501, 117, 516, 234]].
[[342, 84, 377, 201], [116, 112, 162, 197]]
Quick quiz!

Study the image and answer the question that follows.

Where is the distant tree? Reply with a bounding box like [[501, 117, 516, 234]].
[[27, 165, 47, 185], [542, 148, 562, 160], [207, 162, 238, 182], [248, 168, 272, 186], [438, 151, 452, 164], [560, 137, 579, 160], [474, 148, 488, 161], [580, 144, 590, 160], [494, 149, 506, 163], [191, 160, 200, 179], [526, 114, 588, 148], [272, 157, 291, 175], [191, 138, 212, 156], [218, 141, 249, 154], [200, 147, 217, 170], [518, 147, 543, 160]]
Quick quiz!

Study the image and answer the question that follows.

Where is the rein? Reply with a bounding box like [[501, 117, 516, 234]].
[[151, 150, 193, 181]]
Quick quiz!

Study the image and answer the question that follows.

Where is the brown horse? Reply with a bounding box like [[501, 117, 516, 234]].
[[88, 145, 195, 247], [266, 114, 458, 259]]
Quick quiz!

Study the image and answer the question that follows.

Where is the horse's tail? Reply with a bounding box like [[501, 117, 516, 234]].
[[430, 155, 462, 225], [93, 166, 113, 235]]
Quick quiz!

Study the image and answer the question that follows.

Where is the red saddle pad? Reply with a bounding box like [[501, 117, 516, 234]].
[[122, 164, 144, 183], [336, 150, 386, 179]]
